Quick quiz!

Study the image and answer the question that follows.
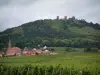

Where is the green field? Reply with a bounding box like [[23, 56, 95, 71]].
[[0, 52, 100, 75], [51, 47, 84, 52], [0, 53, 100, 70]]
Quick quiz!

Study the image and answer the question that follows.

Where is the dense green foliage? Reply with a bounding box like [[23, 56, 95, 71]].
[[0, 17, 100, 50], [0, 53, 100, 75]]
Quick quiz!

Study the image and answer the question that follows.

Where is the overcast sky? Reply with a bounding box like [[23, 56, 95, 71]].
[[0, 0, 100, 31]]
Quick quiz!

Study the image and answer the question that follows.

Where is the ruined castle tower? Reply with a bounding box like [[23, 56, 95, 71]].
[[64, 16, 67, 20], [56, 16, 59, 20]]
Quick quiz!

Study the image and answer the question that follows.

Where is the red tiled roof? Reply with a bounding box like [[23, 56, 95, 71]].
[[22, 50, 36, 55], [8, 47, 21, 51], [7, 47, 21, 56]]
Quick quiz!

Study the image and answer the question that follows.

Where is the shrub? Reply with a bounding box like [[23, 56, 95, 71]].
[[84, 47, 91, 52], [65, 47, 72, 52]]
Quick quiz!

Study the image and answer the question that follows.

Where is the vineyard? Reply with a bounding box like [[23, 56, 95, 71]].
[[0, 64, 100, 75], [0, 52, 100, 75]]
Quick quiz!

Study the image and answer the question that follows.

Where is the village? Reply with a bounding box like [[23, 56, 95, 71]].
[[0, 39, 57, 57]]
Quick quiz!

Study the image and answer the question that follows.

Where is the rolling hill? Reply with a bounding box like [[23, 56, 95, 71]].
[[0, 17, 100, 49]]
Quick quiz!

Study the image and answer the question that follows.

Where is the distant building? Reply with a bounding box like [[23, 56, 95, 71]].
[[22, 47, 35, 56], [43, 46, 47, 50], [22, 47, 43, 56], [56, 16, 59, 20], [6, 39, 21, 56], [42, 50, 50, 54], [34, 49, 43, 54], [72, 16, 75, 20], [64, 16, 67, 20]]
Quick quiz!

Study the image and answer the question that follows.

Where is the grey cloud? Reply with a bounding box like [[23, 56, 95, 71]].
[[0, 0, 38, 7], [0, 0, 10, 6], [0, 0, 100, 31]]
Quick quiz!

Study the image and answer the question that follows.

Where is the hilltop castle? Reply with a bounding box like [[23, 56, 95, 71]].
[[56, 16, 67, 20]]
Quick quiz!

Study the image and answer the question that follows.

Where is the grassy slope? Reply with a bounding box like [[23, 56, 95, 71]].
[[1, 19, 100, 38], [0, 53, 100, 70], [69, 26, 100, 36]]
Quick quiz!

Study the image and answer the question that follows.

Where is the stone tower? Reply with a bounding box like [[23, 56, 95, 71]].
[[56, 16, 59, 20], [64, 16, 67, 20]]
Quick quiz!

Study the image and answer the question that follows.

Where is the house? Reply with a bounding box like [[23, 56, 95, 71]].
[[42, 50, 50, 54], [22, 48, 43, 56], [7, 47, 21, 56], [22, 50, 35, 56], [34, 49, 43, 54], [22, 47, 35, 56]]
